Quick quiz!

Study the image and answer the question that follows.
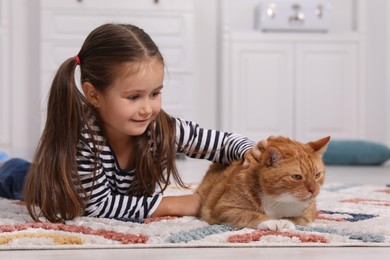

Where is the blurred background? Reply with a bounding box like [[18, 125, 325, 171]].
[[0, 0, 389, 160]]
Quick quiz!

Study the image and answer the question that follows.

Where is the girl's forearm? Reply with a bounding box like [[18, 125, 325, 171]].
[[151, 194, 201, 217]]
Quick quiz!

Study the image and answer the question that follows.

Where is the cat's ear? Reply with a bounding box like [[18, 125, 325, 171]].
[[307, 136, 331, 155], [264, 147, 283, 166]]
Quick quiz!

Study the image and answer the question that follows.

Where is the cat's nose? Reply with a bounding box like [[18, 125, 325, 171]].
[[307, 183, 316, 194]]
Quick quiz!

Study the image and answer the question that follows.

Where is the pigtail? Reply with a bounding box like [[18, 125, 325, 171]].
[[131, 110, 186, 196], [154, 110, 186, 192], [24, 57, 87, 222]]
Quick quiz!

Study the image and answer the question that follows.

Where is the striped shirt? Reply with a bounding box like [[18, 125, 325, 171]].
[[76, 117, 255, 219]]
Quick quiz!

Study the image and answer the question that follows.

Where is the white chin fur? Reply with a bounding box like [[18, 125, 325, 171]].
[[262, 193, 310, 219]]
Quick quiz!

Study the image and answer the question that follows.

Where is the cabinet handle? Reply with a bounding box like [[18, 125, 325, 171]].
[[315, 4, 324, 18], [266, 3, 276, 18], [289, 3, 305, 24]]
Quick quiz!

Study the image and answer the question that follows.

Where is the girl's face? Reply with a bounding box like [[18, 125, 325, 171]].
[[96, 59, 164, 141]]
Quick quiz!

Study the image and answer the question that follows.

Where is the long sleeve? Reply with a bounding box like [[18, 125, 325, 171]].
[[175, 118, 255, 164]]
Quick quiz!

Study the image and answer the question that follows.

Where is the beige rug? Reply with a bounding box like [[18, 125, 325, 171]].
[[1, 183, 390, 250]]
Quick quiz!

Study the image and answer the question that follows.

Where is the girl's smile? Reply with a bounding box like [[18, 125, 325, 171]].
[[132, 119, 150, 124]]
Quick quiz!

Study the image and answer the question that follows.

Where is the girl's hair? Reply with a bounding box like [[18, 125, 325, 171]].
[[23, 23, 183, 223]]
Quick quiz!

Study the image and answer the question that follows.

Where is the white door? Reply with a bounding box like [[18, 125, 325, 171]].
[[295, 43, 359, 141], [226, 42, 294, 141]]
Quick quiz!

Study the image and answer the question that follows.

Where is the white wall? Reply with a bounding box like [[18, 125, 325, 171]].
[[364, 0, 388, 144], [192, 0, 218, 129], [2, 0, 390, 159], [387, 1, 390, 146], [4, 0, 40, 159], [0, 0, 10, 153]]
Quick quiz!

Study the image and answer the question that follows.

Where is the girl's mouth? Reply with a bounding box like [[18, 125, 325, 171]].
[[132, 119, 149, 124]]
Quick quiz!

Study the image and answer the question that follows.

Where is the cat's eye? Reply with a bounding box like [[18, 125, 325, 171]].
[[315, 172, 322, 179], [291, 174, 303, 181]]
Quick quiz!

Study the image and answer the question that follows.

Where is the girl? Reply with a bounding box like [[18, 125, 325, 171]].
[[0, 23, 264, 223]]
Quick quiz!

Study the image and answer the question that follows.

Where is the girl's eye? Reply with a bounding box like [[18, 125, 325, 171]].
[[127, 95, 139, 101], [151, 91, 162, 97], [291, 174, 303, 181]]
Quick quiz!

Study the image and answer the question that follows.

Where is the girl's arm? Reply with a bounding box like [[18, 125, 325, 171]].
[[175, 118, 256, 164], [151, 194, 201, 217]]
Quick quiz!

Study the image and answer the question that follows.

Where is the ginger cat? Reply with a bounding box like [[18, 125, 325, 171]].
[[196, 136, 330, 231]]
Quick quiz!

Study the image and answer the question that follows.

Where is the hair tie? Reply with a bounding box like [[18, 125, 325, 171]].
[[74, 55, 81, 65]]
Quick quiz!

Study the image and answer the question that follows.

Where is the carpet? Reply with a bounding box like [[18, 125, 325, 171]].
[[1, 183, 390, 250]]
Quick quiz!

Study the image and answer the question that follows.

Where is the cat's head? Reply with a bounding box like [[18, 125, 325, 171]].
[[257, 136, 330, 202]]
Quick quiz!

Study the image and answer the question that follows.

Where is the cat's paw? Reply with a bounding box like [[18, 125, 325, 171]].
[[257, 220, 296, 231]]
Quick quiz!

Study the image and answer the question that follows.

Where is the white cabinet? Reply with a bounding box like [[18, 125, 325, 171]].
[[221, 33, 362, 142], [0, 0, 10, 151], [220, 0, 366, 142], [40, 0, 194, 125]]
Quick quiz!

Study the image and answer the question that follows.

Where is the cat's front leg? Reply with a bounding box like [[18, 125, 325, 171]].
[[257, 219, 296, 231], [287, 202, 317, 226], [287, 215, 311, 226]]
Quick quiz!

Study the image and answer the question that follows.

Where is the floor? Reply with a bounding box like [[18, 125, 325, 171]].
[[1, 159, 390, 259], [1, 247, 390, 260]]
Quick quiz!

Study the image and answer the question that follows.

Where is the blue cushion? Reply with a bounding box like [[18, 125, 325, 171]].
[[323, 140, 390, 165]]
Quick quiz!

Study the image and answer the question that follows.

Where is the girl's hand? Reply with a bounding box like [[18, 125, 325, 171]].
[[243, 139, 268, 167], [151, 194, 201, 217]]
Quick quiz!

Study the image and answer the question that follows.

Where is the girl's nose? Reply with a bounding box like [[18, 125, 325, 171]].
[[140, 99, 152, 115]]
